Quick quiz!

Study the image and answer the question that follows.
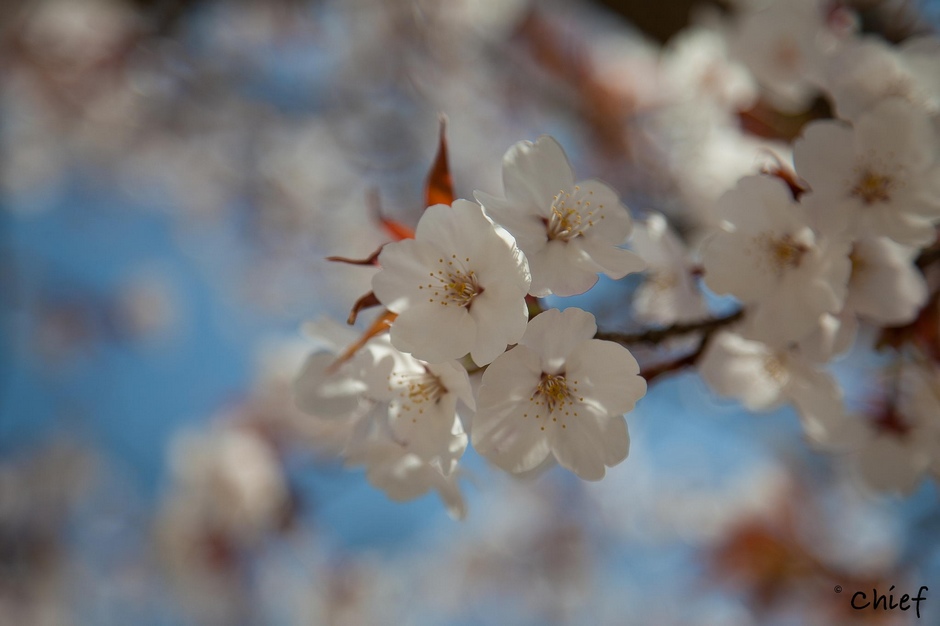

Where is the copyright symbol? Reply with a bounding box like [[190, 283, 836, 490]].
[[834, 585, 843, 593]]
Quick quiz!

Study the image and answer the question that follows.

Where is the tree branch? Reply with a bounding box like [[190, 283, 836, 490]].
[[596, 309, 743, 347]]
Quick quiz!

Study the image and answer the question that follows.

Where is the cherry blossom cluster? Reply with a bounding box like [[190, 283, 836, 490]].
[[289, 0, 940, 515], [294, 137, 648, 516], [666, 0, 940, 494]]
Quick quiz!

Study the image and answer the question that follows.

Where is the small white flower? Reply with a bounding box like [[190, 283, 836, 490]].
[[293, 332, 401, 423], [471, 307, 646, 480], [294, 331, 473, 459], [167, 426, 289, 542], [701, 175, 851, 346], [822, 35, 940, 121], [845, 237, 927, 326], [475, 136, 645, 297], [382, 358, 475, 461], [697, 330, 847, 446], [660, 26, 758, 112], [832, 364, 940, 494], [794, 98, 940, 246], [293, 331, 473, 513], [346, 432, 468, 520], [727, 0, 840, 112], [372, 199, 531, 366], [630, 211, 708, 325]]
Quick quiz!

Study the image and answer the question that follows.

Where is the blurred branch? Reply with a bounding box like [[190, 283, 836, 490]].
[[596, 309, 743, 347]]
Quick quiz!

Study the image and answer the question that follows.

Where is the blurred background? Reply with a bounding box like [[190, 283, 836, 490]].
[[2, 0, 940, 624]]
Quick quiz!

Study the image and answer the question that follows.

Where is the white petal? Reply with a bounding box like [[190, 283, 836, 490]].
[[373, 239, 441, 313], [528, 239, 598, 297], [414, 201, 494, 262], [502, 135, 576, 212], [389, 393, 461, 461], [847, 237, 927, 324], [467, 280, 528, 366], [390, 302, 476, 363], [701, 230, 774, 302], [472, 346, 553, 474], [573, 179, 632, 244], [475, 190, 549, 252], [293, 352, 369, 418], [793, 120, 856, 197], [574, 237, 647, 280], [565, 339, 646, 416], [520, 307, 597, 372], [855, 98, 935, 173], [698, 332, 787, 411], [550, 411, 629, 481]]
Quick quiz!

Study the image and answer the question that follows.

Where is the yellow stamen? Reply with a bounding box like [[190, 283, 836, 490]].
[[851, 170, 893, 205]]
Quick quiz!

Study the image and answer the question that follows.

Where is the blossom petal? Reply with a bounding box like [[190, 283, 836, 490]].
[[293, 352, 370, 418], [475, 190, 549, 252], [390, 302, 475, 363], [519, 307, 596, 372], [550, 411, 629, 480], [855, 98, 935, 172], [501, 135, 575, 212], [574, 237, 647, 280], [528, 239, 598, 297], [467, 280, 529, 366], [698, 332, 787, 411], [472, 346, 553, 474], [793, 120, 856, 198], [566, 339, 646, 416], [414, 200, 495, 261], [373, 239, 443, 312], [574, 179, 632, 244]]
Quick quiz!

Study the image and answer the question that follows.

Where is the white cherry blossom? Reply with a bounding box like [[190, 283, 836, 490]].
[[372, 199, 530, 366], [701, 175, 851, 346], [727, 0, 840, 112], [165, 426, 289, 543], [381, 357, 475, 461], [794, 98, 940, 246], [346, 430, 468, 520], [697, 330, 848, 446], [630, 211, 707, 325], [844, 237, 927, 326], [474, 136, 645, 297], [660, 26, 758, 112], [292, 320, 475, 508], [471, 307, 646, 480], [824, 364, 940, 494], [822, 35, 940, 121]]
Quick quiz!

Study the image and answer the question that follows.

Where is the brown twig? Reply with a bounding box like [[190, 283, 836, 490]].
[[596, 309, 744, 383], [638, 337, 707, 383], [596, 309, 743, 347]]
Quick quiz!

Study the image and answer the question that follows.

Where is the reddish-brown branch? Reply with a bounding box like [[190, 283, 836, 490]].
[[597, 309, 743, 383], [596, 309, 743, 347], [639, 339, 706, 383]]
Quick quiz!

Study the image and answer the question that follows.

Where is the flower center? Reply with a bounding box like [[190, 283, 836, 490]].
[[391, 368, 448, 415], [851, 169, 893, 205], [544, 187, 600, 242], [445, 272, 482, 307], [762, 354, 788, 383], [535, 372, 572, 412], [406, 373, 447, 404], [758, 233, 808, 275], [424, 255, 484, 308]]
